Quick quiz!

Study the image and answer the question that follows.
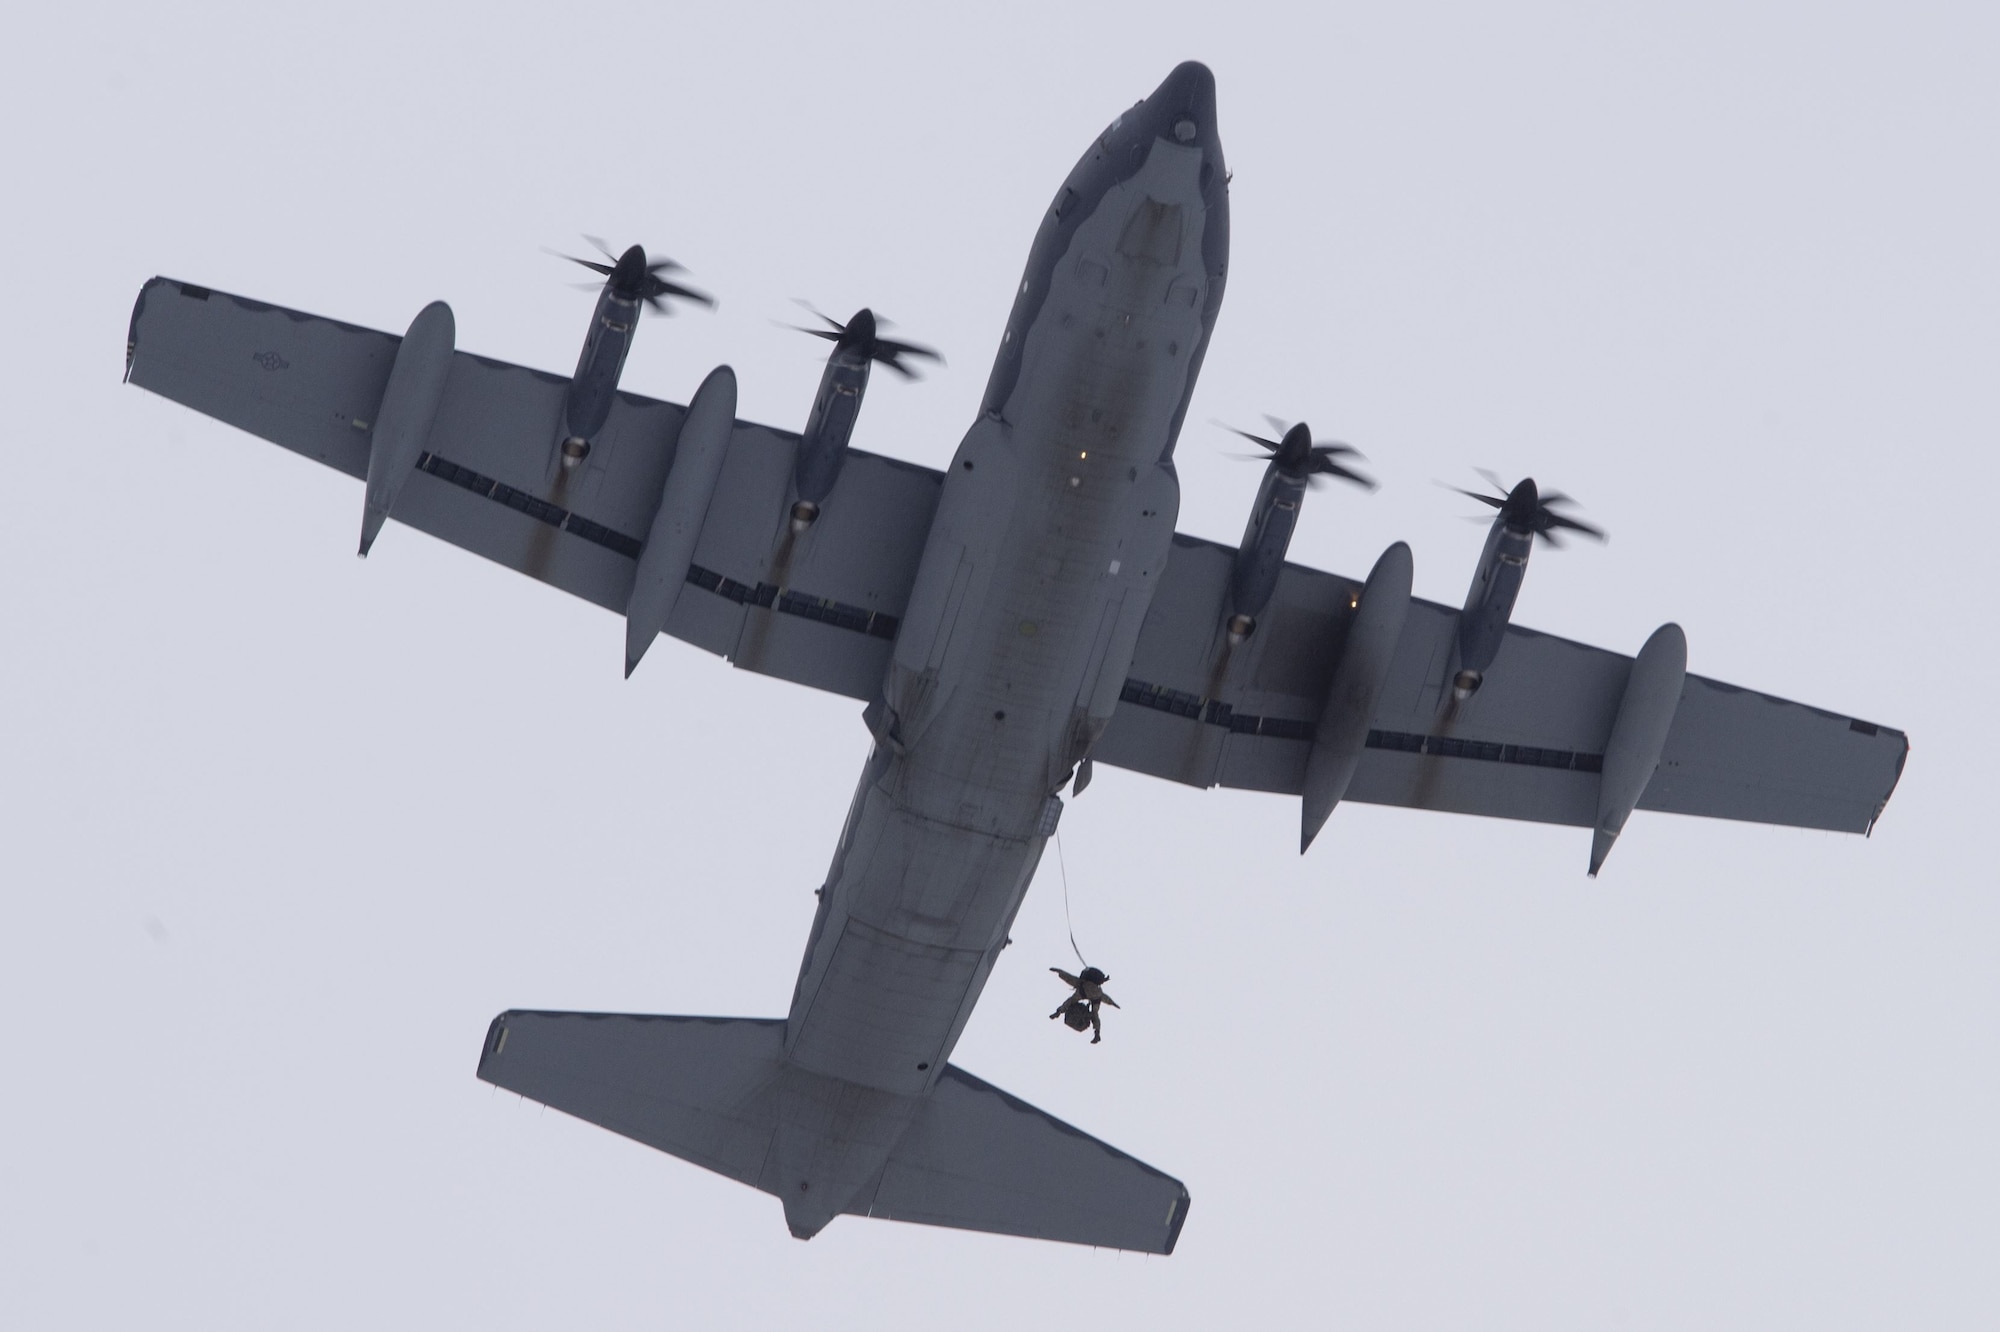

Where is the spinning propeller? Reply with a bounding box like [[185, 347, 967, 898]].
[[551, 235, 714, 313], [1452, 469, 1605, 547], [788, 303, 942, 379], [1221, 416, 1375, 490]]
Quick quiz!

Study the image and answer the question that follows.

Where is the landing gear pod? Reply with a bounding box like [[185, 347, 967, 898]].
[[1301, 542, 1413, 851], [623, 366, 737, 677], [1589, 622, 1687, 876], [358, 301, 454, 556]]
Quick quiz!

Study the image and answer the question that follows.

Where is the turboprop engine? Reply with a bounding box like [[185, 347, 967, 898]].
[[1220, 418, 1373, 642], [1448, 471, 1604, 698], [552, 237, 712, 468], [784, 306, 939, 530]]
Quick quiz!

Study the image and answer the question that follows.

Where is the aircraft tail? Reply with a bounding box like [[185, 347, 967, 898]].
[[477, 1009, 1189, 1254]]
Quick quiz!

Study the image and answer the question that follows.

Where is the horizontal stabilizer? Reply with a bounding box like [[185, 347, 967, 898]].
[[479, 1011, 786, 1190], [478, 1010, 1188, 1253], [850, 1063, 1189, 1253]]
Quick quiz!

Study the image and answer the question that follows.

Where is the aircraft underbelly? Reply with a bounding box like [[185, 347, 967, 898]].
[[786, 138, 1214, 1096]]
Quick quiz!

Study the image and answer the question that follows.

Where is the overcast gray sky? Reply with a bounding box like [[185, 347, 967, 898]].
[[4, 2, 1995, 1328]]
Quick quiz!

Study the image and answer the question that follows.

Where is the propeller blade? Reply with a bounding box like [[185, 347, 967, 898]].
[[790, 299, 848, 333], [554, 239, 712, 313], [646, 275, 714, 309], [549, 250, 616, 277], [1261, 413, 1293, 437], [1543, 511, 1606, 542], [787, 303, 941, 377], [1452, 468, 1607, 544], [1306, 460, 1378, 491], [1308, 446, 1364, 465], [1216, 423, 1282, 453], [874, 336, 941, 366]]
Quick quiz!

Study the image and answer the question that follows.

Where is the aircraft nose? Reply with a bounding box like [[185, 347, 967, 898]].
[[1147, 61, 1217, 142]]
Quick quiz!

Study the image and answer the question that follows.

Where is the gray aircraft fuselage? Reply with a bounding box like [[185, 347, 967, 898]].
[[779, 63, 1228, 1101]]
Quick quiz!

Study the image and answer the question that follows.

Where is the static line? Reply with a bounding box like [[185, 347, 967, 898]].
[[1055, 827, 1088, 969]]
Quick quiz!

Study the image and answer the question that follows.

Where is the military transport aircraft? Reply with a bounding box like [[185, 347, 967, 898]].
[[124, 62, 1905, 1256]]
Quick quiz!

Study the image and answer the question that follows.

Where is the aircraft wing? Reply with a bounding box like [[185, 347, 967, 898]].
[[1093, 533, 1908, 835], [125, 277, 942, 700], [126, 278, 1906, 838]]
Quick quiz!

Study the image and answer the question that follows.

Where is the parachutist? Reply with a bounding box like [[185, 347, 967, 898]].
[[1049, 966, 1119, 1044]]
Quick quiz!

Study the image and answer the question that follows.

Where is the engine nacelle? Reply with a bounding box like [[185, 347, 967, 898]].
[[552, 241, 713, 469], [1451, 518, 1534, 697], [1448, 474, 1602, 698], [1225, 467, 1306, 642], [790, 348, 872, 530], [1220, 421, 1370, 643], [561, 277, 645, 465], [786, 308, 939, 531]]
